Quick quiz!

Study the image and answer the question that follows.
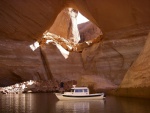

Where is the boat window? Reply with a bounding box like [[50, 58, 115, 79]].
[[75, 89, 83, 92], [83, 89, 88, 92]]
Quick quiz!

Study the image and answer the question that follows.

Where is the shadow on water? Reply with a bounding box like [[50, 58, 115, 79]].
[[0, 93, 150, 113]]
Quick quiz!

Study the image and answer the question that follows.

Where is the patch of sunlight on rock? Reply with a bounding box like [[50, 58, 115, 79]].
[[46, 40, 53, 44], [77, 12, 89, 24], [56, 44, 70, 59], [30, 41, 40, 51]]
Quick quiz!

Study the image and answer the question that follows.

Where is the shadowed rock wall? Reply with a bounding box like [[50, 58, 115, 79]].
[[0, 0, 64, 41], [78, 21, 102, 42], [0, 38, 48, 86]]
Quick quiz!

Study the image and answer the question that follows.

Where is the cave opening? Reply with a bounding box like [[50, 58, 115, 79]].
[[1, 8, 104, 93], [38, 8, 103, 55]]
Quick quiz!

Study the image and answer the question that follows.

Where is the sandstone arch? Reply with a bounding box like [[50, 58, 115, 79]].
[[1, 0, 150, 41], [0, 0, 150, 98]]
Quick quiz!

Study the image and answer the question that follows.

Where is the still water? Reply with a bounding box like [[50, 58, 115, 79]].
[[0, 93, 150, 113]]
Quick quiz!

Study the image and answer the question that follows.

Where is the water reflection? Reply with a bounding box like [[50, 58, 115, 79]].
[[0, 94, 34, 113], [0, 94, 150, 113], [0, 93, 57, 113], [56, 100, 104, 113]]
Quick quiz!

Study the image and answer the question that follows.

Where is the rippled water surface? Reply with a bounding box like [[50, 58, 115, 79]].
[[0, 93, 150, 113]]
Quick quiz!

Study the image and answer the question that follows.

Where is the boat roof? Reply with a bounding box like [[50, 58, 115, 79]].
[[71, 87, 89, 89]]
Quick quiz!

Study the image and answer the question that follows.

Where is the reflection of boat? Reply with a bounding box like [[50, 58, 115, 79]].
[[56, 101, 90, 112], [56, 100, 104, 113], [55, 86, 105, 100]]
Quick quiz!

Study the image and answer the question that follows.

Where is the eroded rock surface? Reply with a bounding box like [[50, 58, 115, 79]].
[[0, 7, 79, 86], [38, 25, 149, 92], [0, 38, 48, 86], [112, 32, 150, 98], [78, 21, 102, 42], [49, 8, 80, 43], [0, 0, 150, 98]]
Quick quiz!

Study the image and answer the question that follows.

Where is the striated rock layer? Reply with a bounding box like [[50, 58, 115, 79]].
[[0, 38, 48, 86], [39, 25, 149, 92]]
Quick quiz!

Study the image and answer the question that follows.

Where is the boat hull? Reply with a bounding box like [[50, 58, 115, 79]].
[[55, 93, 105, 100]]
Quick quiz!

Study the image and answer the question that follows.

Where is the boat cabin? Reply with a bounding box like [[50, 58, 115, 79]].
[[56, 86, 105, 100], [70, 87, 89, 95]]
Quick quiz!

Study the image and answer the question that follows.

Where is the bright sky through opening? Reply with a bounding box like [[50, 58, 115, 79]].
[[77, 12, 89, 24]]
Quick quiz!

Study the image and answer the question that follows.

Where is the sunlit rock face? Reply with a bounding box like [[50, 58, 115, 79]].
[[113, 32, 150, 98], [49, 8, 80, 43], [121, 33, 150, 88]]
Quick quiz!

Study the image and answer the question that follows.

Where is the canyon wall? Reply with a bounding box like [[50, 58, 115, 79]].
[[49, 8, 80, 43], [0, 38, 48, 86], [39, 24, 149, 91], [112, 32, 150, 98], [78, 21, 102, 42], [0, 5, 78, 86], [0, 0, 150, 98]]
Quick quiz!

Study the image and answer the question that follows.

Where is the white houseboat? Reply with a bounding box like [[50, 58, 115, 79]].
[[55, 85, 105, 100]]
